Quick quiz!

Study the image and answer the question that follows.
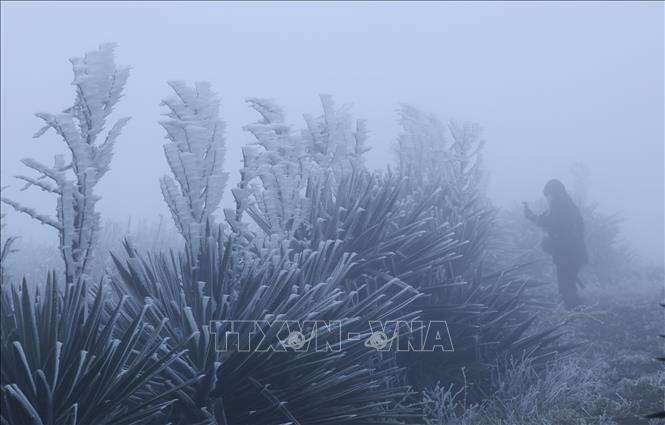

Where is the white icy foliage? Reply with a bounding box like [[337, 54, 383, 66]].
[[396, 105, 484, 199], [159, 81, 229, 258], [1, 43, 130, 284], [235, 96, 369, 241], [302, 94, 370, 183], [241, 98, 311, 237], [396, 105, 449, 185], [447, 120, 486, 199]]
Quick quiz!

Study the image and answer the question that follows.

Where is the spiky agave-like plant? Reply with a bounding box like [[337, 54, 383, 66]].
[[111, 226, 424, 425], [307, 173, 562, 399], [211, 241, 422, 425], [0, 274, 196, 425], [301, 171, 465, 289], [400, 264, 565, 401]]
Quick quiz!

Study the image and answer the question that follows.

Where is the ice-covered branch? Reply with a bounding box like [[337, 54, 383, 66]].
[[0, 197, 61, 230], [15, 175, 61, 194]]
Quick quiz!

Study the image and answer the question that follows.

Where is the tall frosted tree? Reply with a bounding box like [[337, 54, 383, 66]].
[[159, 81, 228, 260], [1, 43, 130, 284]]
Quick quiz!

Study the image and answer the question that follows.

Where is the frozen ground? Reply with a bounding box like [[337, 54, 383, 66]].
[[422, 267, 664, 425]]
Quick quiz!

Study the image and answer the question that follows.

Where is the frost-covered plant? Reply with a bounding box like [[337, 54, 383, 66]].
[[423, 357, 611, 425], [302, 94, 369, 182], [0, 274, 193, 425], [237, 98, 310, 239], [298, 172, 561, 402], [235, 96, 369, 243], [396, 105, 449, 187], [396, 105, 485, 201], [1, 44, 130, 284], [447, 120, 486, 205], [422, 381, 480, 425], [159, 81, 228, 261], [395, 105, 491, 275], [111, 224, 422, 425]]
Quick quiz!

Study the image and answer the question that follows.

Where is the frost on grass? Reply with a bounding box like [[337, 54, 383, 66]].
[[423, 357, 616, 425], [159, 81, 229, 259], [1, 43, 130, 284]]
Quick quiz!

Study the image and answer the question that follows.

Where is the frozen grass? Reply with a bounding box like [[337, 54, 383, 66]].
[[423, 356, 616, 425], [422, 267, 664, 425]]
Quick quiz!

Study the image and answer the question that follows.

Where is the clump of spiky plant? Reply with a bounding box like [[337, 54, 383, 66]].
[[111, 222, 424, 424], [277, 170, 563, 403], [0, 274, 195, 425]]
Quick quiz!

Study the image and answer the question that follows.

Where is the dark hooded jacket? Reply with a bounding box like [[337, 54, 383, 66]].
[[527, 181, 588, 269]]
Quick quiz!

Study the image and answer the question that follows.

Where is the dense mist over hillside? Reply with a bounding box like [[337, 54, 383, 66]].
[[1, 2, 663, 263]]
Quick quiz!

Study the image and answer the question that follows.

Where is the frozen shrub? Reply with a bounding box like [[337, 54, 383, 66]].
[[0, 274, 191, 425], [1, 44, 130, 284]]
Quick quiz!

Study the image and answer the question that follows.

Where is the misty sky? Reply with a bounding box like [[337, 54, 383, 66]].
[[1, 1, 663, 263]]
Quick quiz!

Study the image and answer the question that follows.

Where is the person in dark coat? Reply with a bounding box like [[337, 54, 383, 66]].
[[524, 179, 588, 309]]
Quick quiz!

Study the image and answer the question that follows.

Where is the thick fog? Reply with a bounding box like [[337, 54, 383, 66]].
[[1, 2, 663, 263]]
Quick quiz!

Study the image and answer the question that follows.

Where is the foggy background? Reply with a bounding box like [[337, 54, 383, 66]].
[[1, 1, 663, 264]]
